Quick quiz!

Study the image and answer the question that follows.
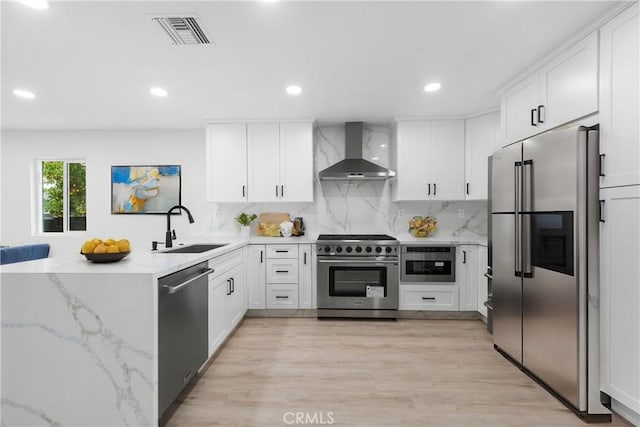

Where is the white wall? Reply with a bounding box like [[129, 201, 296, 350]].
[[1, 129, 209, 256]]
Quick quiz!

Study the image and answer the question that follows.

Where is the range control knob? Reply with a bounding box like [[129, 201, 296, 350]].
[[336, 247, 343, 253], [385, 247, 393, 253], [324, 246, 330, 253], [355, 246, 362, 253], [365, 246, 372, 253], [375, 246, 382, 253], [346, 246, 353, 253]]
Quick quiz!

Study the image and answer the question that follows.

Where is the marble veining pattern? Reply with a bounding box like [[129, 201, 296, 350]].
[[210, 124, 488, 240], [1, 273, 155, 426]]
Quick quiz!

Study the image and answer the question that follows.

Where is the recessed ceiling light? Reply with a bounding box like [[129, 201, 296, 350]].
[[423, 82, 442, 93], [286, 85, 302, 96], [13, 89, 36, 99], [380, 144, 387, 148], [18, 0, 49, 10], [150, 87, 168, 97]]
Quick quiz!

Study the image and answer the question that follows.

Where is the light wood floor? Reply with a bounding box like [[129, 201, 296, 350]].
[[165, 318, 632, 427]]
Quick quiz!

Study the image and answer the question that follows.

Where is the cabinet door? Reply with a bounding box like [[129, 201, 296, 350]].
[[280, 122, 314, 202], [477, 245, 488, 317], [431, 120, 465, 200], [465, 112, 499, 200], [539, 31, 598, 131], [298, 244, 313, 309], [246, 245, 266, 309], [393, 121, 432, 201], [247, 123, 280, 202], [208, 275, 229, 356], [501, 74, 540, 145], [226, 265, 244, 328], [457, 245, 478, 311], [206, 124, 247, 202], [599, 4, 640, 188], [599, 185, 640, 411]]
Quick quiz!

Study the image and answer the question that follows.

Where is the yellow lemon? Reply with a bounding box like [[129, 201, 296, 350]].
[[93, 244, 108, 254], [105, 239, 117, 246], [81, 241, 96, 254], [106, 245, 120, 253], [117, 239, 130, 252]]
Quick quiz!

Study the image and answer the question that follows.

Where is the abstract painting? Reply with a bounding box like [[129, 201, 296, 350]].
[[111, 165, 181, 214]]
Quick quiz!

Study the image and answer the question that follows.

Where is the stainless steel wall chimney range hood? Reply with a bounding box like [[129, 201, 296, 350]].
[[318, 122, 396, 180]]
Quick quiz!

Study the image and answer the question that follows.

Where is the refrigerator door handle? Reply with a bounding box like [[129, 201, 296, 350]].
[[522, 159, 533, 212], [522, 213, 533, 278], [514, 161, 522, 276]]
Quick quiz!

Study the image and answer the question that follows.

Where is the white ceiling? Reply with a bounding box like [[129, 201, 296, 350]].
[[1, 0, 627, 130]]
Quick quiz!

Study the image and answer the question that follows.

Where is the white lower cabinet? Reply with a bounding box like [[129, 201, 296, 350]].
[[246, 245, 266, 309], [207, 249, 245, 357], [457, 245, 478, 311], [599, 185, 640, 415], [246, 243, 313, 310], [266, 284, 299, 308], [400, 284, 459, 311]]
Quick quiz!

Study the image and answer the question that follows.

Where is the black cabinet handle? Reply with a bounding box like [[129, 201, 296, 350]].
[[275, 185, 279, 197], [422, 297, 436, 301], [463, 250, 467, 264], [427, 183, 431, 195], [530, 108, 537, 126], [275, 295, 289, 299], [433, 183, 437, 196], [599, 200, 605, 223], [242, 185, 246, 197], [275, 250, 288, 253], [226, 279, 231, 296], [260, 250, 263, 263], [281, 185, 284, 198], [599, 154, 605, 177], [466, 183, 470, 195], [537, 105, 545, 124], [275, 270, 289, 273], [304, 252, 307, 265], [230, 277, 234, 294]]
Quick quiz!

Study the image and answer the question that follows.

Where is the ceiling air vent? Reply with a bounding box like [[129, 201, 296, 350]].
[[152, 15, 213, 45]]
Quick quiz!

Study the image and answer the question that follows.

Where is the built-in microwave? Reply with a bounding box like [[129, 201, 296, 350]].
[[400, 246, 456, 282]]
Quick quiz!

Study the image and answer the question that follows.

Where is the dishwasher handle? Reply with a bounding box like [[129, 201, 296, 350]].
[[163, 268, 214, 294]]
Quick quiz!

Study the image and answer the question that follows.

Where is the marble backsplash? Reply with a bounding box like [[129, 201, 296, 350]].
[[208, 125, 487, 239]]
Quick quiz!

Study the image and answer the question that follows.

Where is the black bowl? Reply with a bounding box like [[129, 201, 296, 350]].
[[82, 251, 130, 263]]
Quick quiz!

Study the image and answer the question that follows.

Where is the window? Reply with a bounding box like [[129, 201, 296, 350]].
[[39, 160, 86, 233]]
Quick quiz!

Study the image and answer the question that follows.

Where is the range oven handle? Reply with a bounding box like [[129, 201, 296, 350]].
[[317, 259, 398, 265]]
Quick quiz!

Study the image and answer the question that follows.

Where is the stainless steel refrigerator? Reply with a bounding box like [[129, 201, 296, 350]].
[[491, 122, 609, 419]]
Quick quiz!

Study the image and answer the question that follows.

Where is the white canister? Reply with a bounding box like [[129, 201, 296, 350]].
[[280, 221, 294, 238]]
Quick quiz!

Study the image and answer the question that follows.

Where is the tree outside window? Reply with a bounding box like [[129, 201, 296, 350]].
[[41, 160, 86, 232]]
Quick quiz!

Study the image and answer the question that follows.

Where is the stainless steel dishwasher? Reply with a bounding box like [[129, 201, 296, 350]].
[[158, 261, 212, 417]]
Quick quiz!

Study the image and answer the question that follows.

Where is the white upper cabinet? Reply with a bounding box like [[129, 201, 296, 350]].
[[248, 123, 281, 203], [393, 119, 464, 201], [279, 122, 314, 202], [500, 31, 599, 145], [464, 112, 500, 200], [599, 3, 639, 188], [208, 121, 314, 203], [206, 124, 248, 203]]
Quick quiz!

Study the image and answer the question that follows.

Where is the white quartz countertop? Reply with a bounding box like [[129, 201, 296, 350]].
[[395, 232, 487, 246]]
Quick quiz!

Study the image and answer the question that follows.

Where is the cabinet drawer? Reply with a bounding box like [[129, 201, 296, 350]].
[[400, 284, 459, 311], [208, 249, 243, 278], [266, 245, 299, 259], [266, 284, 299, 309], [266, 259, 299, 284]]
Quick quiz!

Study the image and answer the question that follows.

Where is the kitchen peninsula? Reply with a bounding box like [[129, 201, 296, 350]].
[[0, 242, 244, 426]]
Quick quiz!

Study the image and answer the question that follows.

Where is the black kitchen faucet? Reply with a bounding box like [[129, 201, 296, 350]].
[[165, 205, 194, 248]]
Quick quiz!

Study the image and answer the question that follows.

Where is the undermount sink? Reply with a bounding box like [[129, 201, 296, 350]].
[[162, 244, 228, 254]]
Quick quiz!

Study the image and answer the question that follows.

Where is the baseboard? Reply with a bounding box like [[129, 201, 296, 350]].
[[245, 308, 317, 317], [398, 310, 482, 320], [611, 399, 640, 426]]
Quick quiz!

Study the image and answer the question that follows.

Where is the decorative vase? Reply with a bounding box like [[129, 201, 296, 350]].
[[240, 226, 250, 237]]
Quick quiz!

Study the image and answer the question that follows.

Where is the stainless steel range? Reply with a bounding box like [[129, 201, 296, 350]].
[[316, 234, 399, 319]]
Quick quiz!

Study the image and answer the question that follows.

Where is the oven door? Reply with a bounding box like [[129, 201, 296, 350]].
[[317, 257, 399, 310]]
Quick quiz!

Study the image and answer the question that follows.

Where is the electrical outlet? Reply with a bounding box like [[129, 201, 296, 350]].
[[398, 208, 404, 218], [458, 209, 465, 219]]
